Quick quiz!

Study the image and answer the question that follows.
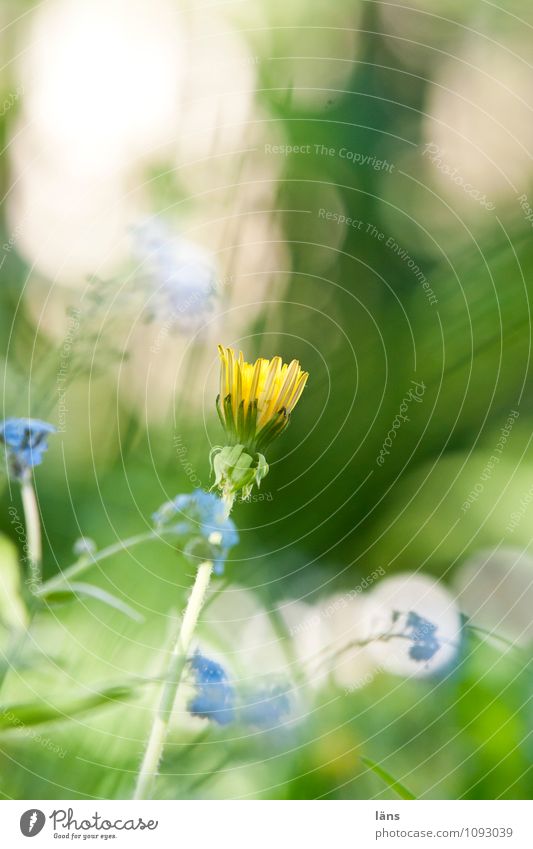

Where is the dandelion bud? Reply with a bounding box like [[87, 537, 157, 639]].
[[213, 345, 308, 506]]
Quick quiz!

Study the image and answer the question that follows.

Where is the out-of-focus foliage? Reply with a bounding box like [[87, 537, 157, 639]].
[[0, 0, 532, 800]]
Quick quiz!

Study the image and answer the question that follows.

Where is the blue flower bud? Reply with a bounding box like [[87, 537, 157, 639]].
[[0, 418, 56, 480]]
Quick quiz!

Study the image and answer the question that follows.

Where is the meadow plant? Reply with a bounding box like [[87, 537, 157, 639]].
[[0, 418, 56, 588], [133, 344, 308, 797], [0, 361, 472, 802]]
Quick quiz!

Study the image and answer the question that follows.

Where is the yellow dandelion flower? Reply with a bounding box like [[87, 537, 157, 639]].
[[216, 345, 308, 452], [212, 345, 308, 508]]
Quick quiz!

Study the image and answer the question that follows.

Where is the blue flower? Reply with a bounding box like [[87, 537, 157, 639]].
[[403, 611, 441, 662], [187, 652, 235, 726], [132, 218, 218, 333], [0, 418, 56, 480], [153, 490, 238, 574], [239, 685, 291, 729], [187, 650, 293, 730]]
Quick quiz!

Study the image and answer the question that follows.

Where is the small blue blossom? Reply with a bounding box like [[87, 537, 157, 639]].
[[403, 611, 441, 662], [187, 650, 293, 730], [132, 218, 218, 333], [188, 652, 235, 726], [153, 490, 238, 574], [239, 685, 291, 729], [0, 418, 56, 480]]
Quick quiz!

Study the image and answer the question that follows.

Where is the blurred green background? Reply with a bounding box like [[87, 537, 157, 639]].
[[0, 0, 532, 800]]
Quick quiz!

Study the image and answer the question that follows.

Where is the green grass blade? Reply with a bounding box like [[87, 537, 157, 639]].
[[361, 757, 416, 800], [0, 684, 137, 729]]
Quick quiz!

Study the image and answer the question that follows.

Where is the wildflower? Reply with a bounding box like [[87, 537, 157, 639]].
[[0, 418, 56, 480], [132, 218, 218, 333], [362, 573, 462, 678], [397, 611, 441, 662], [152, 489, 238, 575], [239, 685, 291, 729], [187, 650, 292, 730], [187, 652, 235, 726], [212, 346, 308, 505]]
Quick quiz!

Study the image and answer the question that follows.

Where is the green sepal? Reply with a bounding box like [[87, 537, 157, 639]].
[[255, 453, 269, 488], [213, 445, 254, 492], [243, 399, 258, 448], [222, 394, 237, 442], [215, 395, 226, 431], [237, 400, 246, 440], [255, 408, 289, 452], [211, 444, 271, 503], [209, 444, 223, 476]]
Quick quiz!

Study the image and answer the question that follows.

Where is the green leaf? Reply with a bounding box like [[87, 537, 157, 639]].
[[39, 582, 143, 622], [361, 757, 416, 800], [0, 534, 28, 632], [0, 684, 138, 730]]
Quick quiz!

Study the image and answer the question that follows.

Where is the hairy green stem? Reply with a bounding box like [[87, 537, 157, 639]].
[[133, 560, 213, 800], [20, 475, 42, 591], [1, 477, 42, 694]]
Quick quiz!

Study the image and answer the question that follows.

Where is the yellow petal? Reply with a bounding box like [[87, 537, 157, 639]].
[[217, 345, 308, 441], [285, 371, 308, 413]]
